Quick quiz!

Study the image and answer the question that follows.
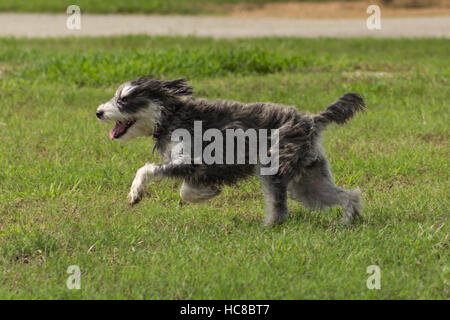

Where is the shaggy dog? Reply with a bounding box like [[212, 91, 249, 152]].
[[96, 77, 366, 226]]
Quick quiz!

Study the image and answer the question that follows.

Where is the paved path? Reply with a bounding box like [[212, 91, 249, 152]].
[[0, 13, 449, 38]]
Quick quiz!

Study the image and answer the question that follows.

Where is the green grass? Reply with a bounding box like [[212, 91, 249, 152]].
[[0, 0, 361, 14], [0, 36, 448, 299]]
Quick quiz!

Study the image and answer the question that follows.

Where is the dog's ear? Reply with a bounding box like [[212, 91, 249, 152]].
[[130, 77, 193, 98], [161, 79, 193, 96]]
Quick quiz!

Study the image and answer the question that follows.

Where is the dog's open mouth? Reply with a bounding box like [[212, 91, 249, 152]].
[[110, 120, 136, 140]]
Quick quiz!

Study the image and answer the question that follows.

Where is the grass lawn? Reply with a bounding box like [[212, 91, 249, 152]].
[[0, 0, 362, 14], [0, 36, 448, 299]]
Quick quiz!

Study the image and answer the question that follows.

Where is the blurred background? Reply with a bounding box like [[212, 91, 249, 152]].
[[0, 0, 448, 16], [0, 0, 448, 38]]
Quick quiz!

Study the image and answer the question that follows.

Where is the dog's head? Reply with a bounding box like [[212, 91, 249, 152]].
[[96, 77, 193, 141]]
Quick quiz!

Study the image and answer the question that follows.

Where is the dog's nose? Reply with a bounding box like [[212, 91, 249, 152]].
[[96, 111, 104, 119]]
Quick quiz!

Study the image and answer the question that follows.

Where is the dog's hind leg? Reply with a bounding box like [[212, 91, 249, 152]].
[[180, 180, 221, 203], [288, 156, 362, 225], [260, 175, 289, 226]]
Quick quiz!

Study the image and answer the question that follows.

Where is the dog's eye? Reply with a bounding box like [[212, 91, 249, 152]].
[[121, 97, 128, 103]]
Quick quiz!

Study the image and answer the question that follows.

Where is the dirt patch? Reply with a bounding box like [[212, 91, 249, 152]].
[[418, 132, 449, 144], [343, 71, 394, 78], [225, 1, 450, 19], [0, 63, 14, 79]]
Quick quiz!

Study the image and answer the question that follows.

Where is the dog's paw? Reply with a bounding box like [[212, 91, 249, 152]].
[[128, 189, 142, 206], [340, 213, 362, 227], [263, 213, 288, 227], [340, 216, 352, 227]]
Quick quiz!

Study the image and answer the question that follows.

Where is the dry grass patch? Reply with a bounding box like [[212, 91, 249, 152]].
[[226, 1, 450, 18]]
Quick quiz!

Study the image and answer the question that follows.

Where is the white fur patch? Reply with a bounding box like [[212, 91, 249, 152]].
[[120, 84, 134, 98], [96, 100, 122, 121], [114, 102, 162, 142]]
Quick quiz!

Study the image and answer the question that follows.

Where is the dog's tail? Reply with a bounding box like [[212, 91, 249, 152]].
[[313, 93, 366, 131]]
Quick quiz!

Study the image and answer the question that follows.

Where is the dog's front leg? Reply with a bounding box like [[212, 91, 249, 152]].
[[128, 163, 158, 205], [128, 161, 194, 205]]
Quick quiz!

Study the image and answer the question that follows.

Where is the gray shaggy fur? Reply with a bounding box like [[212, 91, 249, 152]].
[[96, 77, 367, 226]]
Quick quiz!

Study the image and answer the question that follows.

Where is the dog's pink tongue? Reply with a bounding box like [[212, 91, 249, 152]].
[[110, 122, 127, 140]]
